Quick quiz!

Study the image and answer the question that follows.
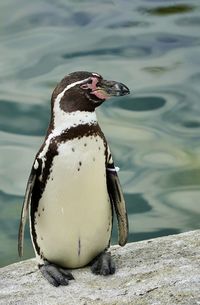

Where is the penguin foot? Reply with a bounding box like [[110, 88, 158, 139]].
[[91, 252, 115, 276], [39, 261, 74, 287]]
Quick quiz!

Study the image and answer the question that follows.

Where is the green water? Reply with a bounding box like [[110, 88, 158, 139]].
[[0, 0, 200, 267]]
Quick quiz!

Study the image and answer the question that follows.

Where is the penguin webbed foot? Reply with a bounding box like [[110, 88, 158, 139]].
[[91, 252, 115, 276], [39, 261, 74, 287]]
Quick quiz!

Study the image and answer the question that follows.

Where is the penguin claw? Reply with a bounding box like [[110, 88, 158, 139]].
[[91, 252, 115, 276], [58, 267, 75, 280], [39, 261, 74, 287]]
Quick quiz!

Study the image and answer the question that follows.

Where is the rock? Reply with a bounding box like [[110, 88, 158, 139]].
[[0, 230, 200, 305]]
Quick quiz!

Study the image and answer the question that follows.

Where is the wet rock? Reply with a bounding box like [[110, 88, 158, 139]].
[[0, 230, 199, 305]]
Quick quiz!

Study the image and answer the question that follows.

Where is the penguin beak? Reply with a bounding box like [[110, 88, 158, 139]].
[[91, 79, 130, 99]]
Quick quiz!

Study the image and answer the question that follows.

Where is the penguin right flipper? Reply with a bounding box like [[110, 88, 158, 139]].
[[106, 150, 129, 247], [18, 167, 37, 257]]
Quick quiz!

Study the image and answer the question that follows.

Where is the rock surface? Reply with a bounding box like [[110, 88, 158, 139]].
[[0, 230, 199, 305]]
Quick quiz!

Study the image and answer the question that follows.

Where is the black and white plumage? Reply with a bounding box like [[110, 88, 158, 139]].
[[18, 71, 129, 286]]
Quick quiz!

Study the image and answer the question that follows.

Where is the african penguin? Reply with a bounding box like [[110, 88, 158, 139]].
[[18, 71, 130, 287]]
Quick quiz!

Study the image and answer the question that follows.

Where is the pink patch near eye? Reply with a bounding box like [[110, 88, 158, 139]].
[[80, 77, 98, 90], [90, 77, 109, 100], [81, 77, 108, 100], [92, 90, 109, 100], [91, 77, 98, 90]]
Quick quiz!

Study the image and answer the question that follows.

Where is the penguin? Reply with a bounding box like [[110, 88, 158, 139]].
[[18, 71, 129, 287]]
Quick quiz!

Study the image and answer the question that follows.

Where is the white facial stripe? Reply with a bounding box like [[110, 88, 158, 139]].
[[57, 77, 91, 102], [92, 73, 101, 77]]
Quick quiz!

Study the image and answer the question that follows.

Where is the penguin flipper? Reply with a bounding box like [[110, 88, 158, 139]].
[[106, 158, 129, 247], [18, 168, 36, 257]]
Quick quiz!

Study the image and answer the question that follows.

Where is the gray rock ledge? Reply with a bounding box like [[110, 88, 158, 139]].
[[0, 230, 200, 305]]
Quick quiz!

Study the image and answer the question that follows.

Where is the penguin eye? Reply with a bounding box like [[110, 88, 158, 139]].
[[80, 78, 95, 90], [81, 84, 89, 89], [87, 78, 93, 84], [80, 77, 100, 91]]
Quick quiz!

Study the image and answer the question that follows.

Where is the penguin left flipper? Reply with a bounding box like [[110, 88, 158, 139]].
[[106, 151, 129, 247], [18, 167, 37, 257]]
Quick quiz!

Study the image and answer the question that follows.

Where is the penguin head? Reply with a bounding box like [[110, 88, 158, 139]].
[[51, 71, 130, 112]]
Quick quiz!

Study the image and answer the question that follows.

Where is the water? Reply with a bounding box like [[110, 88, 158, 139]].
[[0, 0, 200, 267]]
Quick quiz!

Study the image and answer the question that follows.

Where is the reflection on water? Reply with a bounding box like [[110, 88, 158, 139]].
[[144, 4, 195, 16], [0, 0, 200, 267]]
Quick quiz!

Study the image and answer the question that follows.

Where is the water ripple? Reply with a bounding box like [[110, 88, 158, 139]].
[[0, 100, 49, 135]]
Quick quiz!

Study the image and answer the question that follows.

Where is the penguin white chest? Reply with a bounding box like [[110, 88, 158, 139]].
[[35, 135, 112, 268]]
